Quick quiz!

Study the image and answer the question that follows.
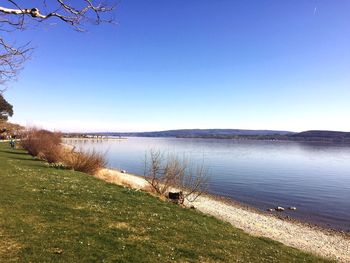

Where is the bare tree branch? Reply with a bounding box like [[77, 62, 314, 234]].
[[0, 38, 31, 88], [0, 1, 115, 29], [0, 0, 115, 86]]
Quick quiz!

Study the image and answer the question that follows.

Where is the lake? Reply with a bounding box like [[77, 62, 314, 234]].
[[65, 137, 350, 231]]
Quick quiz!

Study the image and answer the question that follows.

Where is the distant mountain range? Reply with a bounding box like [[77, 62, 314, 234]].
[[66, 129, 350, 143]]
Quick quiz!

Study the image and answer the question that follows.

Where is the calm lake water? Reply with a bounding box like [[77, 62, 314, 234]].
[[65, 137, 350, 231]]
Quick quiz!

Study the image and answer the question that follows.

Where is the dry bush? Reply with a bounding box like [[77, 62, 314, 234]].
[[20, 128, 62, 163], [20, 127, 105, 175], [144, 150, 208, 203], [61, 149, 106, 175]]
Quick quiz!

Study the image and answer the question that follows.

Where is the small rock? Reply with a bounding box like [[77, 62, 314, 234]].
[[275, 206, 285, 212], [53, 248, 63, 254], [120, 170, 127, 174], [289, 206, 297, 211], [267, 208, 274, 212]]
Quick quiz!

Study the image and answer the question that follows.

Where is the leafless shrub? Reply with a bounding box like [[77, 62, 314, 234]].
[[20, 126, 106, 175], [144, 150, 208, 203], [20, 127, 62, 163], [61, 148, 106, 175], [177, 161, 208, 203]]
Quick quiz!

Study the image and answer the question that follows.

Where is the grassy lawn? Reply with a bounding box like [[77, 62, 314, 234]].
[[0, 142, 332, 262]]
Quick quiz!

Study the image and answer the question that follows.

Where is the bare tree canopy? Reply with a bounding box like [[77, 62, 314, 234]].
[[0, 0, 115, 87]]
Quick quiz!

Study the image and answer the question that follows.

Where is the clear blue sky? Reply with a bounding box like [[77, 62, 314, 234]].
[[5, 1, 350, 132]]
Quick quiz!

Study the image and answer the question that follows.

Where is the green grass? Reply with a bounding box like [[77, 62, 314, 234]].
[[0, 142, 332, 262]]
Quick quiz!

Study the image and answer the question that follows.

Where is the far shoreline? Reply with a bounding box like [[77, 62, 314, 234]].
[[63, 137, 128, 141], [64, 135, 350, 145]]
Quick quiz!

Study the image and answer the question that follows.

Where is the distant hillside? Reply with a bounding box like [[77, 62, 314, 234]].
[[99, 129, 295, 138], [67, 129, 350, 143], [290, 130, 350, 142]]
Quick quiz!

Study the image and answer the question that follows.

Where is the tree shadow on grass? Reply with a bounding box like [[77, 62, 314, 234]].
[[6, 156, 50, 170], [0, 149, 28, 156], [8, 156, 41, 162], [0, 149, 42, 163]]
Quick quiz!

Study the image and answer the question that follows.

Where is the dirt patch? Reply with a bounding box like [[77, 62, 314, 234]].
[[109, 222, 129, 229], [125, 235, 150, 242], [108, 222, 136, 232], [0, 230, 21, 261]]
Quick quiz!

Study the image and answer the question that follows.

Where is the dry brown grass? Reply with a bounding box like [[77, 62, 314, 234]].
[[96, 169, 153, 191], [108, 222, 131, 229], [0, 229, 21, 262], [61, 149, 106, 175], [94, 173, 134, 189]]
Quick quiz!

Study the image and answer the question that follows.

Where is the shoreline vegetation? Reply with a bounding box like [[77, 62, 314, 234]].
[[0, 142, 332, 263]]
